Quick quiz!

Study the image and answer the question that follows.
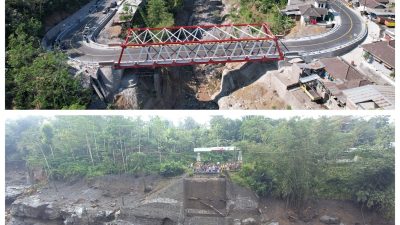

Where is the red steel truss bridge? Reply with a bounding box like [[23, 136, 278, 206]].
[[115, 23, 284, 69]]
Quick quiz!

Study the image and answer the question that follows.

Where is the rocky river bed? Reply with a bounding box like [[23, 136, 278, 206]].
[[5, 164, 393, 225]]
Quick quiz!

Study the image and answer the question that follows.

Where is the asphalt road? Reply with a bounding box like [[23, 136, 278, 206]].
[[62, 0, 364, 65], [280, 0, 364, 53]]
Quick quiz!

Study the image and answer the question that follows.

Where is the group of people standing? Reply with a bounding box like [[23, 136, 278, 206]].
[[191, 161, 242, 174]]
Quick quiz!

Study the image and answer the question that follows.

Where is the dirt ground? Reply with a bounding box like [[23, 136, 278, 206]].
[[260, 197, 394, 225], [285, 22, 330, 39], [100, 24, 122, 42], [191, 64, 224, 102], [173, 66, 220, 109], [218, 82, 287, 109], [5, 161, 29, 187], [97, 18, 123, 44]]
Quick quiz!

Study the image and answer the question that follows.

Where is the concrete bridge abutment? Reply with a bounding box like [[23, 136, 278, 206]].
[[183, 177, 227, 217]]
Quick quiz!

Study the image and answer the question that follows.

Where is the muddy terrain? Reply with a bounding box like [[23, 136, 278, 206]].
[[5, 162, 394, 225]]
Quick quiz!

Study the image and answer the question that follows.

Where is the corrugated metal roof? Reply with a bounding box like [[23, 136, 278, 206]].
[[299, 74, 320, 83], [342, 85, 395, 109]]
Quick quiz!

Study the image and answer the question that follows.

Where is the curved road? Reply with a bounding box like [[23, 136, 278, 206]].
[[61, 0, 365, 65], [281, 0, 364, 54]]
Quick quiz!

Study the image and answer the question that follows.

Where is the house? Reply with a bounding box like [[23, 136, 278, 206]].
[[299, 75, 324, 102], [357, 0, 390, 15], [279, 58, 372, 108], [369, 11, 395, 21], [282, 0, 329, 25], [319, 58, 372, 89], [299, 4, 329, 25], [272, 63, 302, 98], [283, 4, 303, 21], [362, 40, 395, 71], [298, 60, 325, 77], [358, 0, 387, 10], [315, 0, 328, 8], [383, 28, 395, 41], [320, 80, 347, 107], [342, 85, 395, 109], [316, 58, 372, 107]]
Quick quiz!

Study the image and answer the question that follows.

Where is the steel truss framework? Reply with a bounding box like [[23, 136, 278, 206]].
[[116, 23, 284, 68]]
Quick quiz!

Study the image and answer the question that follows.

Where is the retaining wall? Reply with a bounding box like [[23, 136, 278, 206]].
[[97, 66, 124, 101]]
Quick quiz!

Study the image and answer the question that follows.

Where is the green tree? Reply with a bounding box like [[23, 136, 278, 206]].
[[146, 0, 174, 27], [6, 0, 93, 109], [229, 0, 294, 34], [10, 50, 90, 109]]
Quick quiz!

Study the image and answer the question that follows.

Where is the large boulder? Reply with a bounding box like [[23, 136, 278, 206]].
[[62, 206, 87, 225], [10, 195, 61, 220], [233, 219, 241, 225], [242, 217, 257, 225], [6, 186, 29, 204], [144, 185, 153, 193], [105, 220, 135, 225], [320, 215, 340, 224], [62, 206, 117, 224], [7, 217, 62, 225]]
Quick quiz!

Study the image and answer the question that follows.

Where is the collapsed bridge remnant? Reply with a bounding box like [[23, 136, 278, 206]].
[[184, 177, 227, 217]]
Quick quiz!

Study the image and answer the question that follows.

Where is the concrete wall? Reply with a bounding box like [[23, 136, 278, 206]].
[[183, 177, 226, 216], [97, 66, 124, 101], [270, 73, 300, 108], [271, 74, 289, 99]]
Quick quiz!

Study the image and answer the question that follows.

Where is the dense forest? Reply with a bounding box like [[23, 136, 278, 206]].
[[5, 0, 93, 109], [6, 115, 394, 218], [143, 0, 183, 27], [5, 0, 185, 109]]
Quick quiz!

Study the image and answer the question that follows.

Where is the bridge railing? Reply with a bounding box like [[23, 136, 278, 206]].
[[123, 23, 277, 47], [116, 23, 284, 68]]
